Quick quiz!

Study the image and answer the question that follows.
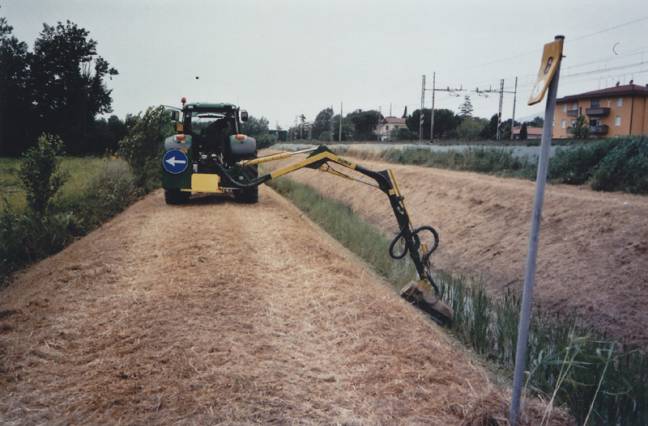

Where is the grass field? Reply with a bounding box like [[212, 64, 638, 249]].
[[0, 157, 125, 211]]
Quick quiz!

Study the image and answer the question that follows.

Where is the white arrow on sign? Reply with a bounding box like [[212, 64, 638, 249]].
[[165, 156, 187, 167]]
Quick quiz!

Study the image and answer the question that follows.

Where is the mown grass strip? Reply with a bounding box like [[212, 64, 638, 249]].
[[268, 177, 648, 425]]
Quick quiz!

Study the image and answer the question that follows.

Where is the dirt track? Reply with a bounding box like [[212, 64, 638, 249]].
[[0, 188, 567, 424], [276, 155, 648, 347]]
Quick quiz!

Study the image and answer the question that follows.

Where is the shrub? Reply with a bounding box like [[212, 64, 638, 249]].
[[590, 137, 648, 193], [118, 106, 173, 192], [255, 133, 276, 149], [548, 139, 621, 185], [19, 134, 68, 215], [1, 159, 137, 284], [64, 160, 139, 233]]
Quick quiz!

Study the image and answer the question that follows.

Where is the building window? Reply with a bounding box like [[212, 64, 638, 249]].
[[561, 119, 566, 129], [572, 102, 577, 109], [617, 97, 623, 107], [615, 116, 621, 127], [563, 104, 567, 113], [385, 125, 389, 130], [552, 120, 555, 127], [591, 99, 600, 108]]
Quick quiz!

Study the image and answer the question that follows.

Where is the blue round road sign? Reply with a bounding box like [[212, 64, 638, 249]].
[[163, 150, 189, 174]]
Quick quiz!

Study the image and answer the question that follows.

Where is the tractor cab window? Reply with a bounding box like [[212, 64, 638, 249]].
[[188, 111, 237, 156]]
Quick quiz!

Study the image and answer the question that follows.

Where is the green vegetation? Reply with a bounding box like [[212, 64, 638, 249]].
[[1, 156, 120, 212], [339, 136, 648, 195], [269, 177, 648, 425], [337, 145, 534, 176], [1, 107, 170, 283]]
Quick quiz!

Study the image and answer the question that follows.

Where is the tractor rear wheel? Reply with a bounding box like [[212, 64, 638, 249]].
[[164, 189, 190, 205]]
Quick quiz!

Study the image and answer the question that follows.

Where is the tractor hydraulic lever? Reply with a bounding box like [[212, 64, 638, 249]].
[[221, 145, 453, 325]]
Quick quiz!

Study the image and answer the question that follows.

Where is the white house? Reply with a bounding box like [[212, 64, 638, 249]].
[[376, 116, 407, 141]]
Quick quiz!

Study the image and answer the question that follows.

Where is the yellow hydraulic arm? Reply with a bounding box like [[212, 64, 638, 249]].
[[217, 145, 452, 325]]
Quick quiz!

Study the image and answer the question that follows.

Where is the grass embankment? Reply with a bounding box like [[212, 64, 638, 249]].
[[335, 136, 648, 195], [268, 177, 648, 425], [1, 157, 139, 282]]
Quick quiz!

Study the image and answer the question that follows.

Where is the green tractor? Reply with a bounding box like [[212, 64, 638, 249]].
[[162, 98, 259, 204]]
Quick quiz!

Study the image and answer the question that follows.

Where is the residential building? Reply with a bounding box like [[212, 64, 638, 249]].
[[553, 82, 648, 139], [376, 116, 407, 141]]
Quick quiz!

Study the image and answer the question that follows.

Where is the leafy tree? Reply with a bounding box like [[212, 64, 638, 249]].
[[457, 117, 487, 140], [459, 96, 474, 118], [331, 114, 354, 141], [406, 108, 460, 139], [530, 116, 544, 127], [241, 116, 269, 136], [347, 109, 381, 140], [479, 114, 499, 140], [499, 118, 520, 141], [571, 115, 590, 139], [520, 123, 528, 140], [311, 107, 334, 140], [391, 127, 417, 141], [19, 134, 68, 216], [118, 106, 173, 191], [0, 17, 32, 156], [29, 20, 118, 154]]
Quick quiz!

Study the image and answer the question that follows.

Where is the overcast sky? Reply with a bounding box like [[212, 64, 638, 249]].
[[3, 0, 648, 128]]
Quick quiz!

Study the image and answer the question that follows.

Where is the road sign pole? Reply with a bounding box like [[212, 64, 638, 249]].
[[509, 37, 563, 425]]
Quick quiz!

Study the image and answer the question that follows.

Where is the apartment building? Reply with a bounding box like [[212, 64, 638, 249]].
[[553, 82, 648, 139]]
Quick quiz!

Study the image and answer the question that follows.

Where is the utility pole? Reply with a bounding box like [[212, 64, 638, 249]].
[[474, 78, 518, 142], [430, 72, 436, 142], [510, 76, 518, 141], [330, 104, 334, 142], [497, 79, 505, 141], [419, 74, 426, 142], [389, 102, 392, 117], [422, 73, 463, 142], [338, 101, 343, 142]]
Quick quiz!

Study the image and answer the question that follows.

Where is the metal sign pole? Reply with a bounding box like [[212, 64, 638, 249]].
[[509, 35, 563, 425]]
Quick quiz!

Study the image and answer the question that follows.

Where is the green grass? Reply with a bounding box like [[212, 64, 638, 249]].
[[336, 136, 648, 195], [268, 177, 648, 425], [1, 156, 122, 211]]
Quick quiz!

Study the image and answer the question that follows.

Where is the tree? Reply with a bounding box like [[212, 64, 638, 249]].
[[331, 114, 354, 141], [29, 20, 118, 154], [19, 134, 67, 216], [406, 108, 461, 139], [241, 116, 269, 136], [391, 127, 417, 141], [118, 106, 173, 191], [347, 109, 381, 140], [0, 16, 33, 156], [479, 114, 499, 140], [530, 116, 544, 127], [570, 115, 590, 139], [459, 96, 474, 118], [520, 123, 528, 140], [311, 107, 334, 140], [457, 117, 488, 140]]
